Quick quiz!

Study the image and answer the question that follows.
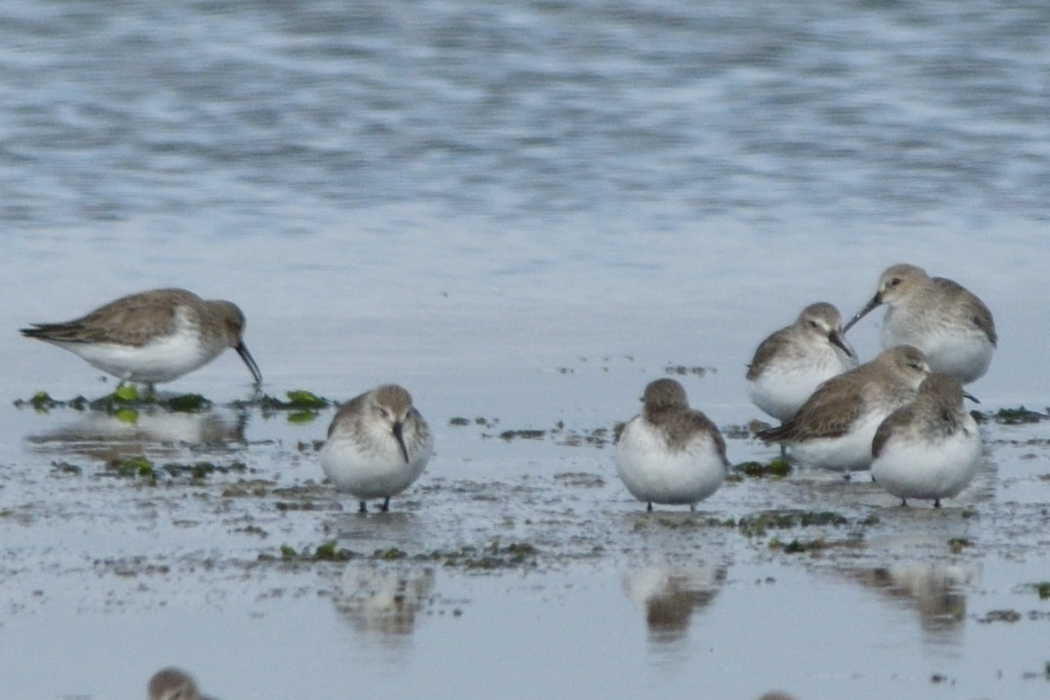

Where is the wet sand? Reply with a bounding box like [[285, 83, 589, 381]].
[[2, 372, 1049, 699]]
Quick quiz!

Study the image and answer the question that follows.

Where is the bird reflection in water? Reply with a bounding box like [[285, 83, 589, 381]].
[[621, 567, 726, 644], [26, 408, 248, 463], [846, 562, 979, 639], [332, 563, 436, 639]]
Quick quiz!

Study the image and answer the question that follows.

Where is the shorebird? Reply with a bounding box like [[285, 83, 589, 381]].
[[148, 667, 210, 700], [616, 378, 728, 511], [871, 372, 982, 507], [320, 384, 433, 513], [747, 302, 858, 422], [756, 345, 930, 471], [21, 288, 262, 390], [843, 264, 996, 384]]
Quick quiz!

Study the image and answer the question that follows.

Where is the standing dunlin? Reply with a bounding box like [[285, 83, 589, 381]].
[[757, 345, 930, 471], [871, 373, 982, 507], [747, 302, 858, 422], [320, 384, 433, 513], [21, 288, 262, 389], [616, 378, 728, 512], [148, 667, 209, 700], [843, 264, 996, 384]]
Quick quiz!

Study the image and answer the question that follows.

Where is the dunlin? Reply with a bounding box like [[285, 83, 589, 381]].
[[320, 384, 433, 513], [148, 667, 208, 700], [616, 378, 728, 512], [747, 302, 858, 422], [843, 264, 996, 384], [871, 373, 982, 507], [757, 345, 930, 471], [21, 288, 262, 389]]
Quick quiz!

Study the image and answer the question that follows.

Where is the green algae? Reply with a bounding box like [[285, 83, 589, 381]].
[[107, 457, 156, 481], [738, 510, 849, 537], [991, 406, 1048, 424], [770, 537, 827, 554], [372, 547, 408, 561], [276, 541, 357, 562], [734, 458, 793, 478]]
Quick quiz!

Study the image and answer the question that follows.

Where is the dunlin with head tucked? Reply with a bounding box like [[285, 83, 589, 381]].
[[21, 288, 262, 389], [148, 667, 208, 700], [616, 378, 728, 512], [843, 264, 996, 384], [320, 384, 433, 513], [872, 373, 982, 507], [747, 302, 858, 422], [757, 345, 930, 471]]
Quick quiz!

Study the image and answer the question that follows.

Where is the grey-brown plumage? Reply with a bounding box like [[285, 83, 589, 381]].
[[641, 379, 728, 457], [148, 668, 206, 700], [747, 302, 855, 381], [843, 264, 996, 383], [756, 345, 931, 471], [870, 372, 982, 507], [872, 373, 967, 459], [758, 346, 929, 443], [616, 378, 728, 511], [746, 302, 858, 422], [321, 384, 434, 513], [21, 288, 261, 386]]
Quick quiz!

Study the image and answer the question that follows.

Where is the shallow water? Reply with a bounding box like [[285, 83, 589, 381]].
[[2, 1, 1050, 699]]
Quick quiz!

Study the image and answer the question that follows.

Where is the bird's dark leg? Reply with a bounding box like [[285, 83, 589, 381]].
[[647, 502, 653, 512], [689, 503, 696, 513], [900, 498, 908, 507], [381, 497, 390, 512], [934, 499, 941, 508], [358, 501, 368, 514]]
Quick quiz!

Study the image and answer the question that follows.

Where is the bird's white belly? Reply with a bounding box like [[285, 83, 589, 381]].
[[59, 332, 217, 384], [872, 428, 982, 501], [749, 358, 852, 422], [616, 419, 725, 505], [882, 321, 993, 384], [320, 433, 431, 500]]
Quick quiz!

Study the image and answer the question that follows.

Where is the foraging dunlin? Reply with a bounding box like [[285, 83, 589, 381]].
[[843, 264, 996, 384], [747, 302, 858, 422], [320, 384, 433, 513], [757, 345, 930, 471], [616, 378, 728, 511], [872, 373, 982, 507], [21, 288, 262, 389]]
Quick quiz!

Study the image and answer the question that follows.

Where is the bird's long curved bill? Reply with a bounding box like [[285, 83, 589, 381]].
[[392, 422, 410, 463], [235, 341, 263, 386], [963, 391, 980, 404], [842, 294, 882, 334]]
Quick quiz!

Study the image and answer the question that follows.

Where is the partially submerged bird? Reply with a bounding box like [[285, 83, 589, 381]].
[[871, 373, 982, 507], [21, 288, 262, 390], [747, 301, 858, 422], [757, 345, 930, 471], [616, 378, 728, 512], [320, 384, 433, 513], [843, 264, 996, 384]]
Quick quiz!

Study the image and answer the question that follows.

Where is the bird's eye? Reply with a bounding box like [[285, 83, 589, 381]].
[[889, 278, 901, 287], [808, 320, 819, 329]]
